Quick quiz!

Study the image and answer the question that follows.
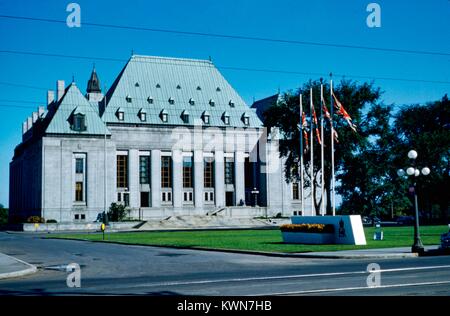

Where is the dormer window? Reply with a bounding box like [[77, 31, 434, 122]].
[[202, 111, 210, 124], [242, 113, 250, 126], [196, 86, 202, 91], [209, 99, 215, 106], [126, 95, 132, 103], [222, 112, 230, 125], [72, 113, 86, 132], [189, 98, 195, 105], [216, 87, 221, 92], [138, 109, 147, 122], [181, 110, 189, 124], [156, 83, 161, 88], [176, 85, 181, 89], [168, 97, 175, 105], [117, 108, 124, 121], [229, 100, 235, 107], [147, 96, 153, 104], [160, 109, 168, 123], [135, 82, 140, 87]]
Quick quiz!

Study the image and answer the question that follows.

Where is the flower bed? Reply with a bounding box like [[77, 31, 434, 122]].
[[280, 224, 335, 244], [280, 223, 335, 234]]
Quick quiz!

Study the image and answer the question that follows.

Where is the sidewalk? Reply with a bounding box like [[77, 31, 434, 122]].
[[0, 253, 37, 280], [290, 246, 440, 259]]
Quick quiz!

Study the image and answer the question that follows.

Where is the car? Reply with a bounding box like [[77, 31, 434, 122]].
[[396, 216, 415, 225], [362, 216, 372, 224], [441, 231, 450, 249]]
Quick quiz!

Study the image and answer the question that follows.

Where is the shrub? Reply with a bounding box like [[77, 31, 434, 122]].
[[46, 219, 57, 223], [27, 216, 45, 223], [0, 207, 7, 225], [280, 223, 335, 234], [107, 203, 127, 222]]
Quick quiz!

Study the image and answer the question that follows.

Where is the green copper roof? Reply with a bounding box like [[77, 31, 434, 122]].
[[45, 83, 110, 135], [102, 55, 263, 128]]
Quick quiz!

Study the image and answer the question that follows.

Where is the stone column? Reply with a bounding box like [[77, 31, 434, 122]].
[[128, 149, 139, 209], [151, 149, 161, 208], [194, 150, 203, 209], [234, 151, 245, 206], [172, 149, 183, 209], [214, 150, 225, 207]]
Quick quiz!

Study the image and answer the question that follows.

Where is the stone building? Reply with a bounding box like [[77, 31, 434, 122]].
[[9, 55, 314, 223]]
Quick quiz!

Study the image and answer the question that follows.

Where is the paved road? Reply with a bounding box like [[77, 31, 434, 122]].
[[0, 232, 449, 296]]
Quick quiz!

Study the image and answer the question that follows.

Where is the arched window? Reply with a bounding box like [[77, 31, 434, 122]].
[[138, 108, 147, 122], [181, 110, 189, 124], [116, 108, 124, 121], [222, 112, 230, 125], [242, 113, 250, 126], [160, 109, 168, 123]]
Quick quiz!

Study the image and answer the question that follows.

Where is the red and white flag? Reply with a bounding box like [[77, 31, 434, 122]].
[[322, 104, 331, 121], [333, 129, 339, 143], [312, 104, 322, 145], [302, 112, 309, 151], [332, 92, 357, 133]]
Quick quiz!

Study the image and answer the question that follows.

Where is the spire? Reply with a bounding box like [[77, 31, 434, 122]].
[[87, 66, 101, 94]]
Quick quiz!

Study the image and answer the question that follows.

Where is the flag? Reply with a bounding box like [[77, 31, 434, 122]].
[[332, 92, 357, 133], [333, 129, 339, 143], [321, 98, 331, 121], [312, 103, 322, 145], [301, 112, 309, 151]]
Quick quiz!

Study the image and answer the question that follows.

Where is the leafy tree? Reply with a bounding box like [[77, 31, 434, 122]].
[[0, 203, 7, 226], [338, 104, 411, 217], [393, 95, 450, 222], [264, 79, 381, 215]]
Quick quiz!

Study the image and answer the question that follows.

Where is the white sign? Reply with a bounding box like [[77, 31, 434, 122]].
[[291, 215, 367, 245]]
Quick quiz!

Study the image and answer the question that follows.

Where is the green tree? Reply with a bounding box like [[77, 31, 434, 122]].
[[338, 104, 411, 217], [264, 79, 381, 215], [0, 203, 7, 226], [393, 95, 450, 222]]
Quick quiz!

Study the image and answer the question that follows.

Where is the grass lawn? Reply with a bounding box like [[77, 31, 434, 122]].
[[49, 225, 449, 253]]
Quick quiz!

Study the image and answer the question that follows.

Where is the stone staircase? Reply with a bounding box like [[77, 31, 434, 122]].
[[136, 214, 281, 231]]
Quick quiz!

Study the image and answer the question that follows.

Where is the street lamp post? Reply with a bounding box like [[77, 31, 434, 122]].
[[397, 150, 430, 254]]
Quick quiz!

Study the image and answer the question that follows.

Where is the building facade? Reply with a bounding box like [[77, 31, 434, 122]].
[[10, 55, 315, 223]]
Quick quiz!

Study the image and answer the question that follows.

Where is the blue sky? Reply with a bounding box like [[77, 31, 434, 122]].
[[0, 0, 449, 206]]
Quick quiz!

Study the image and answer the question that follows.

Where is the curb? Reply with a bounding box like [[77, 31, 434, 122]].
[[44, 236, 420, 259], [0, 254, 38, 280]]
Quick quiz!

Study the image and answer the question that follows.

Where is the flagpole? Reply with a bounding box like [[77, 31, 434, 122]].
[[299, 94, 304, 215], [320, 81, 325, 216], [310, 88, 315, 216], [330, 76, 336, 216]]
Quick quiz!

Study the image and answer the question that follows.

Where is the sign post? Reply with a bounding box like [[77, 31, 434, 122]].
[[101, 223, 105, 241]]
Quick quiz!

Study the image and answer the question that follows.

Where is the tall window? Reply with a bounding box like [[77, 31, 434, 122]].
[[224, 158, 234, 185], [117, 155, 128, 188], [292, 182, 300, 200], [75, 182, 83, 201], [204, 157, 214, 188], [139, 156, 150, 184], [75, 158, 84, 174], [183, 156, 193, 188], [161, 156, 172, 188]]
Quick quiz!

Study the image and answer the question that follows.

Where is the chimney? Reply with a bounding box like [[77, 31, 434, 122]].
[[27, 116, 33, 130], [38, 106, 45, 117], [57, 80, 65, 101], [22, 121, 27, 135], [47, 90, 55, 107], [32, 111, 38, 123]]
